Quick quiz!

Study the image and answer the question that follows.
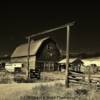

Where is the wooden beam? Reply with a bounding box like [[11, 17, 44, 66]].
[[27, 37, 31, 79], [26, 22, 75, 39]]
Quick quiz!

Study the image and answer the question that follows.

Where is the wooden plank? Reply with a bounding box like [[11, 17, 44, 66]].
[[69, 71, 84, 75], [69, 80, 88, 85], [69, 74, 83, 77]]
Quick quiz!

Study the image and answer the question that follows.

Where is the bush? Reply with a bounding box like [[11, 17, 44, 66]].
[[0, 71, 13, 84]]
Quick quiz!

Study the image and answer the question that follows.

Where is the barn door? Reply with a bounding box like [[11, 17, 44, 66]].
[[43, 62, 54, 72]]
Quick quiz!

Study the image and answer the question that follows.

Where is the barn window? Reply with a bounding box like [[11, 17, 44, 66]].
[[47, 44, 53, 50]]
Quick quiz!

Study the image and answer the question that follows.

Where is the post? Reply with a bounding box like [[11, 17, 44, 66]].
[[65, 25, 70, 88], [88, 65, 91, 87], [88, 66, 91, 83], [27, 36, 31, 79], [88, 65, 91, 100]]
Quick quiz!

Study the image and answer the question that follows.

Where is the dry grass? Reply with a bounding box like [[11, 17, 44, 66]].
[[21, 83, 100, 100], [0, 81, 100, 100], [0, 71, 13, 84], [41, 71, 65, 81], [0, 71, 100, 100], [0, 80, 65, 100], [22, 83, 100, 100]]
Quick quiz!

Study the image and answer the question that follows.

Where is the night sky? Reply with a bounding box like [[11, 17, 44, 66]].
[[1, 1, 100, 56]]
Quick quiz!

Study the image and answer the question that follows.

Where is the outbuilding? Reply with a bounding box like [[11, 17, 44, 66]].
[[58, 58, 84, 72]]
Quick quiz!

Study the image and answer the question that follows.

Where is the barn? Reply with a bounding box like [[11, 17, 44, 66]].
[[11, 37, 60, 72]]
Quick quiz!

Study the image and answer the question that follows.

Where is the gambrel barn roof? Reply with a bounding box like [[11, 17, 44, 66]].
[[11, 37, 51, 58]]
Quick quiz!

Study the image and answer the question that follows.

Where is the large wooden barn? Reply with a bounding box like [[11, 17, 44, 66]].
[[11, 37, 60, 71]]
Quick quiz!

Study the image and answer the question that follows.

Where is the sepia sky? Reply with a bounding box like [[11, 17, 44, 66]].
[[0, 1, 100, 55]]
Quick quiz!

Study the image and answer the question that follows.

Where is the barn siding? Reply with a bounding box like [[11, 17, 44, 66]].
[[11, 56, 36, 69]]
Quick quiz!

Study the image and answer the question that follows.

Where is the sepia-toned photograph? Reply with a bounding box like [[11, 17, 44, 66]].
[[0, 1, 100, 100]]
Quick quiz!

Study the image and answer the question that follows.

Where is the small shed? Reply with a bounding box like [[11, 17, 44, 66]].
[[58, 58, 84, 72]]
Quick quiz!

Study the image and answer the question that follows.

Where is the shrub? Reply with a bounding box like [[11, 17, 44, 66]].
[[0, 71, 12, 84]]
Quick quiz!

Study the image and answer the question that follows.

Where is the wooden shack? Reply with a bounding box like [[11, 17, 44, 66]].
[[58, 58, 84, 72]]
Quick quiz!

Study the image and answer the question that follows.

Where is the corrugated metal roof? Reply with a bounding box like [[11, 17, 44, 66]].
[[82, 58, 100, 66], [11, 37, 49, 57], [58, 58, 77, 64]]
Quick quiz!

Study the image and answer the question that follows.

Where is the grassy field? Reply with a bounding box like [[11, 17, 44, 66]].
[[0, 71, 14, 84], [0, 80, 64, 100], [0, 71, 100, 100], [0, 81, 100, 100]]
